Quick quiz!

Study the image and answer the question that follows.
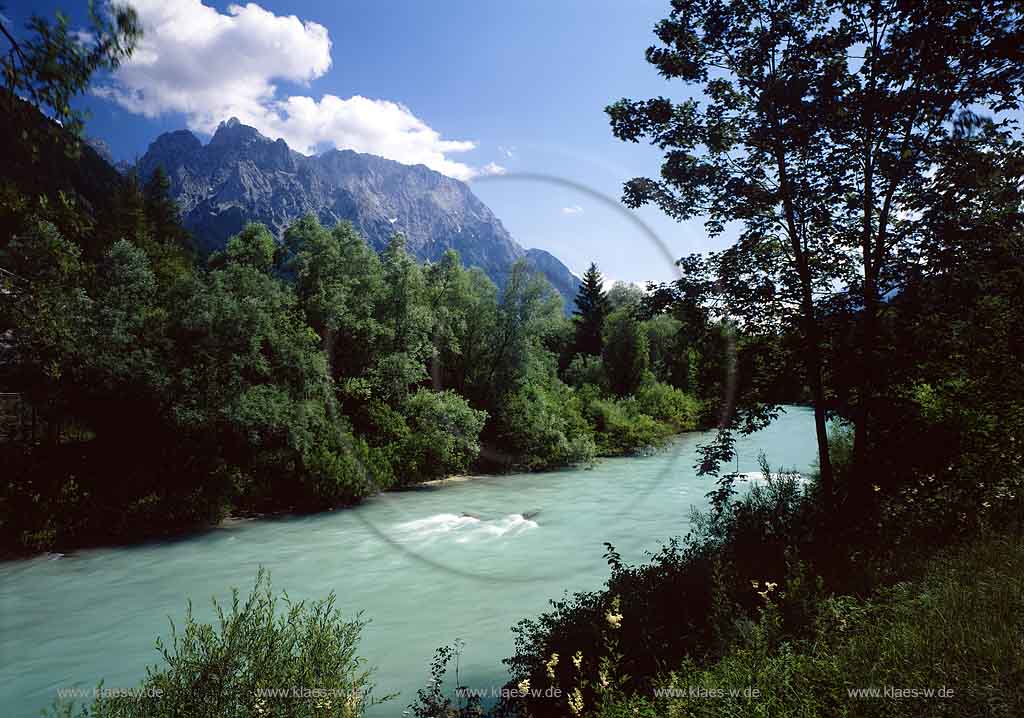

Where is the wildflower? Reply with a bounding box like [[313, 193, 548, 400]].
[[568, 687, 584, 716], [606, 596, 623, 629], [546, 652, 559, 680], [517, 679, 530, 695], [982, 501, 991, 509], [765, 581, 778, 591], [347, 690, 361, 709], [872, 484, 881, 492], [599, 668, 609, 689], [751, 580, 760, 588], [572, 651, 583, 670]]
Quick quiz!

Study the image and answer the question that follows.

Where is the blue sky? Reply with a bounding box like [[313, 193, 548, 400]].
[[6, 0, 721, 284]]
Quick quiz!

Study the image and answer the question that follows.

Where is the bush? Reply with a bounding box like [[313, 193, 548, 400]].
[[584, 396, 672, 455], [50, 570, 386, 718], [602, 309, 649, 396], [634, 381, 701, 431], [393, 389, 488, 485], [565, 353, 606, 389], [493, 379, 596, 471], [626, 534, 1024, 718], [503, 468, 815, 718], [302, 434, 393, 505]]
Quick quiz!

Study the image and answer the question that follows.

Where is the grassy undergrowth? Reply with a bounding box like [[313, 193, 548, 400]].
[[593, 531, 1024, 718]]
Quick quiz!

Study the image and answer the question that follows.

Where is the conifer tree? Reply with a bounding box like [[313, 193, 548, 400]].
[[143, 166, 195, 255], [572, 262, 609, 356]]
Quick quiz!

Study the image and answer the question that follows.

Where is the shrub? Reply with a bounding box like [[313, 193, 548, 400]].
[[584, 397, 671, 455], [393, 389, 488, 484], [407, 640, 484, 718], [493, 380, 596, 471], [602, 309, 649, 397], [634, 382, 701, 431], [302, 434, 392, 505], [49, 570, 386, 718], [633, 534, 1024, 718], [565, 353, 607, 389]]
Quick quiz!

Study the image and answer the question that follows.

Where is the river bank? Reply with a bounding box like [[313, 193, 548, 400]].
[[2, 424, 696, 563], [0, 408, 818, 717]]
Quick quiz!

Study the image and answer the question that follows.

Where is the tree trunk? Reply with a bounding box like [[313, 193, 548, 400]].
[[770, 115, 834, 507], [802, 294, 835, 508], [811, 368, 834, 507], [853, 285, 877, 476]]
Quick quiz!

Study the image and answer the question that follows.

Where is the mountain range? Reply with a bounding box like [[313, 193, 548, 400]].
[[136, 118, 581, 306]]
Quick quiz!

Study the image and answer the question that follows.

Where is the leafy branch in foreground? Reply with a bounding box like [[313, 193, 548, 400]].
[[2, 1, 141, 155], [49, 568, 389, 717]]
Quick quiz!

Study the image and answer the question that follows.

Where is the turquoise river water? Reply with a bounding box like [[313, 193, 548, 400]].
[[0, 407, 816, 717]]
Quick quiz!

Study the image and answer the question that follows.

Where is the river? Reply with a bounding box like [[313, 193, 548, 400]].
[[0, 407, 816, 717]]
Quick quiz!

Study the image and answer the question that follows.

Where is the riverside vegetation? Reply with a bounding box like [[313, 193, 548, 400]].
[[5, 1, 1024, 717], [0, 7, 708, 555]]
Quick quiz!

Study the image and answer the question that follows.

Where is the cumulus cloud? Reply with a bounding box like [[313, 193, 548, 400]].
[[95, 0, 483, 179], [561, 205, 584, 215]]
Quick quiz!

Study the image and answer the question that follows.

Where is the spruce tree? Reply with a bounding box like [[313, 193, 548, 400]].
[[143, 166, 194, 251], [572, 262, 609, 356], [143, 167, 177, 233]]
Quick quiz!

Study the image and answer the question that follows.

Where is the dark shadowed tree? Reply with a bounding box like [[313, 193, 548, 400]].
[[606, 0, 1024, 504], [602, 307, 649, 396], [572, 262, 610, 357], [142, 166, 194, 257]]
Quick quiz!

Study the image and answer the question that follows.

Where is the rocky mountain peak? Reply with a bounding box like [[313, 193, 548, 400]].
[[137, 120, 580, 307], [210, 117, 266, 147]]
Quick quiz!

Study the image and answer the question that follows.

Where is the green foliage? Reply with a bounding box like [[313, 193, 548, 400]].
[[605, 280, 643, 313], [601, 308, 649, 397], [173, 232, 379, 509], [584, 396, 669, 456], [49, 570, 385, 718], [564, 353, 606, 390], [634, 382, 701, 432], [641, 314, 687, 388], [407, 641, 484, 718], [283, 217, 384, 369], [493, 377, 596, 471], [211, 223, 278, 272], [0, 217, 89, 421], [425, 251, 498, 400], [484, 261, 565, 397], [1, 3, 141, 154], [369, 235, 433, 402], [391, 389, 487, 485], [623, 535, 1024, 718], [572, 263, 610, 357]]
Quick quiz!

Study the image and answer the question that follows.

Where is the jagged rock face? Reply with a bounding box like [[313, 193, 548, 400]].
[[137, 118, 580, 306], [524, 248, 581, 306]]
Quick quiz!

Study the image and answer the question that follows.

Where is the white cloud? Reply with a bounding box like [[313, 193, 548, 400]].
[[95, 0, 483, 179], [479, 162, 507, 176], [72, 29, 97, 46], [561, 205, 584, 215], [498, 145, 516, 158]]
